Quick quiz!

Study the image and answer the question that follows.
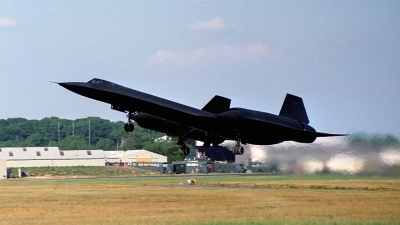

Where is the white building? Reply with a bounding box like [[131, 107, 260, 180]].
[[0, 147, 167, 168], [104, 150, 167, 163], [0, 147, 105, 167], [0, 159, 7, 179]]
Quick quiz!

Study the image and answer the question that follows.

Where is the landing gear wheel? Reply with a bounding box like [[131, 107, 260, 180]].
[[124, 123, 134, 132], [179, 145, 190, 156], [232, 135, 244, 155], [232, 145, 244, 155], [123, 111, 135, 133]]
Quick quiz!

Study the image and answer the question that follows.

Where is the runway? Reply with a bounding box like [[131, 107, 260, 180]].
[[2, 172, 281, 183]]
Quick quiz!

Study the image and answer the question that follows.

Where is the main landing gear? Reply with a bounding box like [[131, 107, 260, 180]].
[[179, 145, 190, 156], [232, 137, 244, 155], [177, 132, 190, 156], [232, 144, 244, 155], [124, 112, 135, 132]]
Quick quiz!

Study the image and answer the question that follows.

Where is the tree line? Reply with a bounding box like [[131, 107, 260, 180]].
[[348, 132, 400, 151], [0, 117, 184, 162]]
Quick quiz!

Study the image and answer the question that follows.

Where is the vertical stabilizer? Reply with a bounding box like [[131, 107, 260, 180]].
[[279, 94, 310, 124], [202, 95, 231, 114]]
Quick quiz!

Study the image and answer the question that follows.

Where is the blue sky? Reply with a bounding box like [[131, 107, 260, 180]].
[[1, 1, 399, 137]]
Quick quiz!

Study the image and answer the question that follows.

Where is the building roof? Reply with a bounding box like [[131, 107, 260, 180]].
[[104, 149, 166, 160], [0, 147, 104, 160], [0, 147, 59, 160], [0, 147, 167, 161]]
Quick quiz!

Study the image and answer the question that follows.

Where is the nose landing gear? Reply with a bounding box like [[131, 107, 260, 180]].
[[178, 145, 190, 156], [177, 131, 190, 156], [124, 112, 135, 132]]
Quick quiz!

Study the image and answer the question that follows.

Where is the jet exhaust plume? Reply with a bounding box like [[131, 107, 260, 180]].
[[227, 133, 400, 175]]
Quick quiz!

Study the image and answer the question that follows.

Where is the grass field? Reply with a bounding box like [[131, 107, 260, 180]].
[[1, 174, 399, 224], [9, 166, 152, 178]]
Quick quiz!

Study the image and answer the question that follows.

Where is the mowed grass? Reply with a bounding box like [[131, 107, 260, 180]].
[[9, 166, 152, 178], [0, 175, 399, 225]]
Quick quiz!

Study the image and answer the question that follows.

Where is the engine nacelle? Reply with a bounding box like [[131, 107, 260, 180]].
[[294, 136, 317, 143], [293, 122, 317, 143]]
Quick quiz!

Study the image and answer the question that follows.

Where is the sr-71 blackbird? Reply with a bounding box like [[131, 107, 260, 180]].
[[58, 78, 345, 155]]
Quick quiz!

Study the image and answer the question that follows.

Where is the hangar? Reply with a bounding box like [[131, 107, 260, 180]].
[[104, 150, 167, 164], [0, 147, 167, 168], [0, 159, 8, 179]]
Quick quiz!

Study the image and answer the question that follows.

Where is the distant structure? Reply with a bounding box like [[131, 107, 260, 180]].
[[155, 136, 173, 142], [0, 147, 167, 168], [0, 159, 8, 179], [195, 146, 235, 163], [104, 150, 167, 164]]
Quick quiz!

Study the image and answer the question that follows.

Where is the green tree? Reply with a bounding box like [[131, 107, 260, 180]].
[[349, 132, 400, 149], [122, 126, 153, 150], [22, 133, 50, 147], [0, 117, 168, 153], [48, 141, 59, 147], [60, 136, 93, 150], [108, 124, 129, 144], [95, 138, 117, 150], [0, 140, 15, 147], [144, 141, 184, 162]]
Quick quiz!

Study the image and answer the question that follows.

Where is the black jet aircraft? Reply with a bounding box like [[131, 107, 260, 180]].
[[58, 78, 345, 155]]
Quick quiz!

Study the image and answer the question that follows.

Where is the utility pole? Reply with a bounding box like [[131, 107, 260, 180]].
[[88, 119, 91, 145], [58, 122, 60, 144], [72, 120, 74, 136]]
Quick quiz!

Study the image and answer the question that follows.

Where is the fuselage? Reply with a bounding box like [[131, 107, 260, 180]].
[[59, 78, 343, 146], [59, 78, 235, 142]]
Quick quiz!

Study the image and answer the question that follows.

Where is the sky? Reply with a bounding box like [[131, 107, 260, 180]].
[[1, 1, 399, 137]]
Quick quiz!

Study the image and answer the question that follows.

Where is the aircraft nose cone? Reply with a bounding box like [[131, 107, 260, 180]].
[[58, 82, 69, 88], [57, 82, 91, 94], [57, 82, 77, 91], [58, 82, 80, 88]]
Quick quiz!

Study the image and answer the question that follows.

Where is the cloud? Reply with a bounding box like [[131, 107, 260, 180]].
[[189, 17, 232, 32], [149, 43, 270, 65], [0, 17, 17, 29]]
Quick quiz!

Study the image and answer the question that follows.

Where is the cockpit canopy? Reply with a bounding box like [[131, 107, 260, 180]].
[[88, 78, 117, 86], [87, 78, 120, 91]]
